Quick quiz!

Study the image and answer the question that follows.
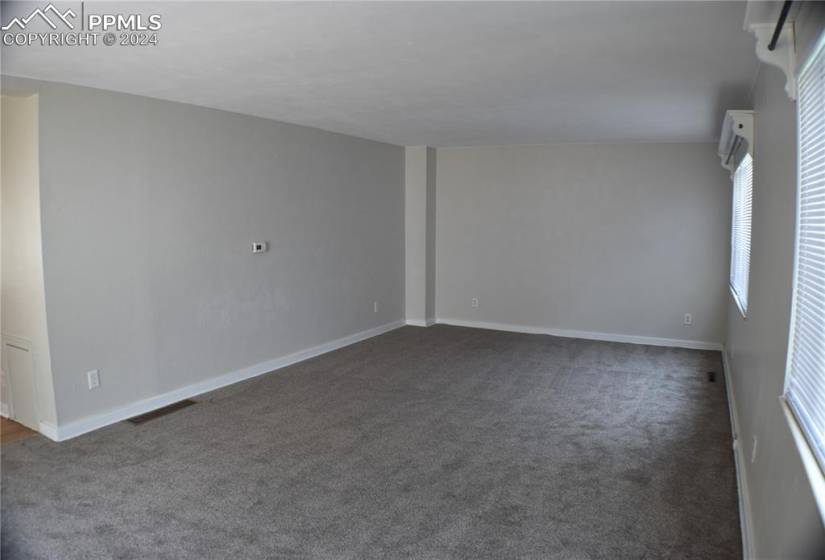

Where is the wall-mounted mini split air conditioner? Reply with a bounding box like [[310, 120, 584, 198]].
[[718, 110, 755, 176]]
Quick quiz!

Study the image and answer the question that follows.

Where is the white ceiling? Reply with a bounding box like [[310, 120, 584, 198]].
[[2, 1, 760, 146]]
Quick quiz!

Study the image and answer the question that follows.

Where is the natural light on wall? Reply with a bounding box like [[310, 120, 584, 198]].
[[730, 153, 753, 317], [786, 36, 825, 473]]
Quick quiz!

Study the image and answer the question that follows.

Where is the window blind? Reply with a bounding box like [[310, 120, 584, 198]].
[[730, 153, 753, 316], [786, 39, 825, 472]]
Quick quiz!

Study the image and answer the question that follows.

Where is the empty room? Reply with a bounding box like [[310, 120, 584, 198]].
[[1, 1, 824, 558]]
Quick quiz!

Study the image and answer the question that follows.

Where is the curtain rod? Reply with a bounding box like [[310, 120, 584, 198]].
[[768, 1, 793, 51]]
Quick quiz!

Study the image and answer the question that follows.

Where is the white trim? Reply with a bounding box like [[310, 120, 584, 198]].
[[722, 349, 755, 560], [47, 320, 405, 442], [0, 402, 9, 418], [38, 421, 59, 441], [747, 22, 797, 100], [780, 397, 825, 524], [405, 319, 435, 327], [435, 318, 723, 351]]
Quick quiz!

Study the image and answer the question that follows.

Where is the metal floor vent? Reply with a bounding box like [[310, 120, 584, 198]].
[[126, 399, 197, 425]]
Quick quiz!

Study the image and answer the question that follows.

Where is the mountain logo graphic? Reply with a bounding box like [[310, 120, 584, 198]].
[[2, 3, 77, 31]]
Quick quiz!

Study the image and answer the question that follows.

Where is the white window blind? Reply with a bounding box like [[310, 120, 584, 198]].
[[730, 153, 753, 316], [786, 39, 825, 472]]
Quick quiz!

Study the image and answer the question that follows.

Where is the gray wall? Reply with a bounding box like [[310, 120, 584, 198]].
[[12, 78, 404, 426], [436, 143, 730, 345], [404, 146, 436, 324], [724, 6, 825, 557], [425, 148, 437, 322]]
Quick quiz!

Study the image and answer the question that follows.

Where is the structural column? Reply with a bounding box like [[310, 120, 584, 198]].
[[404, 146, 436, 326]]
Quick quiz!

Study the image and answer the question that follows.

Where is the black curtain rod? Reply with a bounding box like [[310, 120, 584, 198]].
[[768, 1, 793, 51]]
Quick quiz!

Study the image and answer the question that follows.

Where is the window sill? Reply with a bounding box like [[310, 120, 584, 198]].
[[780, 397, 825, 523], [730, 284, 748, 319]]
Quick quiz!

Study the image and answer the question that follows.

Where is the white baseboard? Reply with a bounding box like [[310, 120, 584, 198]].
[[722, 349, 755, 560], [44, 316, 723, 440], [406, 319, 435, 327], [48, 320, 405, 442], [436, 318, 723, 351], [38, 421, 59, 441], [0, 402, 8, 418]]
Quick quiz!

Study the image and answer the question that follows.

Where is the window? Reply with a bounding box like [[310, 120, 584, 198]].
[[786, 38, 825, 473], [730, 153, 753, 316]]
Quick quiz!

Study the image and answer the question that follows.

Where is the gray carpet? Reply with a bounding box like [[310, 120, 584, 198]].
[[1, 325, 741, 559]]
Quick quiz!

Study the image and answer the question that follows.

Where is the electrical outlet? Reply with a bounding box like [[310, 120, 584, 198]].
[[471, 297, 479, 308], [373, 301, 379, 313], [87, 369, 100, 390], [683, 313, 693, 326], [251, 241, 267, 253], [751, 436, 758, 463]]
